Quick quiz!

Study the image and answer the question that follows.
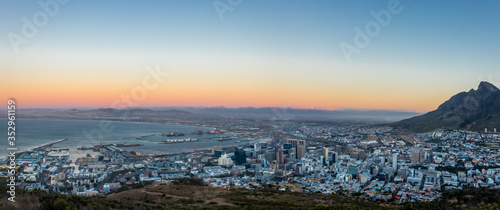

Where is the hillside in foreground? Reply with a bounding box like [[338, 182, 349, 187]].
[[1, 181, 393, 209], [3, 180, 500, 209]]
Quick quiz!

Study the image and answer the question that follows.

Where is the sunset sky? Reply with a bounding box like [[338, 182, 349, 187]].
[[1, 0, 499, 112]]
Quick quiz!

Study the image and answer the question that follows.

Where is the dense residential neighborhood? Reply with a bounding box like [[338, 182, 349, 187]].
[[3, 122, 500, 205]]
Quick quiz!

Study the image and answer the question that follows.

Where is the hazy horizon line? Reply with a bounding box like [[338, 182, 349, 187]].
[[8, 106, 428, 113]]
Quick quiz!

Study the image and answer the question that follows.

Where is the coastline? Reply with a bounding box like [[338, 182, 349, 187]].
[[0, 117, 211, 129], [1, 118, 236, 159]]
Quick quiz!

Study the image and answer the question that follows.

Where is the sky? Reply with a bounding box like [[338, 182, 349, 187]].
[[1, 0, 499, 112]]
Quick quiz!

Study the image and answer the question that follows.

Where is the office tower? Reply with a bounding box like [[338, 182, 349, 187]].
[[287, 139, 306, 159], [214, 150, 224, 158], [323, 147, 329, 165], [286, 139, 306, 148], [234, 147, 247, 165], [410, 148, 422, 164], [265, 150, 276, 162], [296, 145, 305, 159], [335, 145, 342, 155], [331, 151, 338, 164], [392, 153, 398, 170], [276, 146, 284, 164]]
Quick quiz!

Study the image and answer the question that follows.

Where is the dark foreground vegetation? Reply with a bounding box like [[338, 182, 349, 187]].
[[2, 179, 500, 209]]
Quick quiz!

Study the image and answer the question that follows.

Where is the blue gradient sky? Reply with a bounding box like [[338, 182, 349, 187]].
[[1, 0, 499, 111]]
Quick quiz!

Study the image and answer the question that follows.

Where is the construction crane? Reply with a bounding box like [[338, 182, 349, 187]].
[[284, 164, 287, 181], [194, 142, 199, 152]]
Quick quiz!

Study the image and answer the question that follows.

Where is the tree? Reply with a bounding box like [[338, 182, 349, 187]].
[[53, 198, 69, 210]]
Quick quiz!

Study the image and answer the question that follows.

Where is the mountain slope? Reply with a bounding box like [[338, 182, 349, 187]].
[[390, 81, 500, 132]]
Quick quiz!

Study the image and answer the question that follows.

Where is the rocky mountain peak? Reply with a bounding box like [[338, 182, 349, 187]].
[[391, 82, 500, 132], [477, 81, 500, 96]]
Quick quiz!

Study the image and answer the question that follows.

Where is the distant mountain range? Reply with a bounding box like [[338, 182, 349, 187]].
[[390, 81, 500, 132], [6, 107, 421, 123], [62, 108, 193, 118], [187, 107, 420, 122], [14, 108, 199, 120]]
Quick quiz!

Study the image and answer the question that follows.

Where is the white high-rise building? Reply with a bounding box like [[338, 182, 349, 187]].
[[392, 153, 398, 170], [218, 153, 233, 166], [254, 143, 261, 152]]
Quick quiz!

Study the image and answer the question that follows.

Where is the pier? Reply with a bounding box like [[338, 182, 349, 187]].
[[31, 139, 68, 151]]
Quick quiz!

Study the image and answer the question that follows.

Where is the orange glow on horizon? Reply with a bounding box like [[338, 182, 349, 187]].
[[0, 70, 445, 113], [4, 86, 438, 113]]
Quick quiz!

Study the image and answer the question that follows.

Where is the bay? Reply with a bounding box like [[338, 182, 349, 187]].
[[1, 118, 246, 160]]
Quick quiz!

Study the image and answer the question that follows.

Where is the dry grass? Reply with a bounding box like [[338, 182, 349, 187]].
[[108, 182, 237, 207], [106, 182, 397, 209]]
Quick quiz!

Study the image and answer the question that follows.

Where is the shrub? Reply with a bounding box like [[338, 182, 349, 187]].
[[53, 198, 69, 210], [171, 178, 206, 186]]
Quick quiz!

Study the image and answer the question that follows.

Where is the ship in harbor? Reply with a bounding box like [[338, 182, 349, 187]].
[[191, 129, 204, 135], [167, 133, 185, 137], [208, 129, 224, 134], [160, 138, 198, 144], [218, 137, 232, 141], [163, 131, 185, 137], [114, 143, 143, 147], [135, 134, 152, 139]]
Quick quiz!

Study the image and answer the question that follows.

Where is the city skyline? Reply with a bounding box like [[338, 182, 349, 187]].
[[1, 0, 499, 112]]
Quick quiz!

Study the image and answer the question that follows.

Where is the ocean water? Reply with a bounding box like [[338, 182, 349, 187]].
[[1, 118, 248, 160]]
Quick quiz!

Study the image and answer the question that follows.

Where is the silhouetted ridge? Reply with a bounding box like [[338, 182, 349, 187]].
[[390, 81, 500, 132]]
